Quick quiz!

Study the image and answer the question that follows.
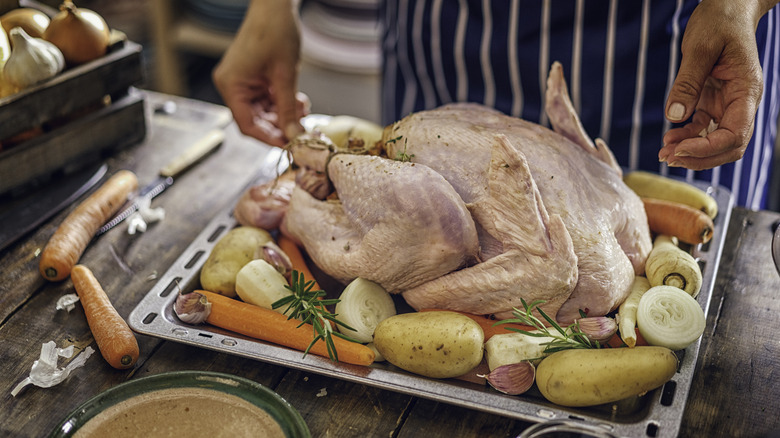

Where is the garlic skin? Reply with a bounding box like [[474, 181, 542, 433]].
[[174, 290, 212, 324], [479, 361, 536, 395], [575, 316, 618, 343], [260, 241, 293, 280], [4, 27, 65, 89]]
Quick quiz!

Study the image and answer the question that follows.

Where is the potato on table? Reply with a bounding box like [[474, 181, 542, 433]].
[[200, 226, 273, 297], [373, 311, 484, 379]]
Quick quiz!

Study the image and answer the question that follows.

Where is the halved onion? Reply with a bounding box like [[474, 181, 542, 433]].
[[335, 278, 396, 343], [637, 285, 705, 351]]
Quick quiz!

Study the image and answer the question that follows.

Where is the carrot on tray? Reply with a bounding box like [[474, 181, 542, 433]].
[[277, 235, 320, 290], [71, 265, 139, 369], [39, 170, 138, 281], [641, 197, 714, 245], [419, 308, 536, 341], [197, 289, 375, 366]]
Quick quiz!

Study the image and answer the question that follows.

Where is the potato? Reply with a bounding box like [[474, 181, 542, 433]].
[[373, 311, 484, 379], [535, 346, 678, 407], [199, 226, 273, 297]]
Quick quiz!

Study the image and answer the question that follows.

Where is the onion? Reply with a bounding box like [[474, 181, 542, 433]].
[[42, 1, 110, 65], [0, 8, 50, 39], [636, 285, 706, 351]]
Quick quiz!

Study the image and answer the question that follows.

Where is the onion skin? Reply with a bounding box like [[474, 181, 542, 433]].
[[42, 1, 110, 65], [1, 8, 50, 39]]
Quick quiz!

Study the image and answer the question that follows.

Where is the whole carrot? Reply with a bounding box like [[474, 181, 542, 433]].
[[39, 170, 138, 281], [71, 265, 139, 369], [642, 197, 714, 245], [198, 289, 375, 366]]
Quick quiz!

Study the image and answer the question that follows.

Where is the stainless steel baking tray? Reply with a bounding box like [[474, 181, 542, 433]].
[[129, 148, 733, 438]]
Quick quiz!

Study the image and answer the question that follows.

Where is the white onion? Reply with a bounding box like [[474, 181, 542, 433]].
[[637, 285, 705, 351]]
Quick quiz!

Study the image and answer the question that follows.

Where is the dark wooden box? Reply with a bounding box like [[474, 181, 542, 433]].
[[0, 38, 146, 195]]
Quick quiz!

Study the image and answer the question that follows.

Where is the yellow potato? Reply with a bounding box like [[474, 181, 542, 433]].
[[199, 226, 273, 297], [535, 346, 678, 407], [373, 311, 484, 379]]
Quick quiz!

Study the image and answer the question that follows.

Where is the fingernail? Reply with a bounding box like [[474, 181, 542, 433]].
[[675, 150, 691, 157], [284, 122, 303, 140], [659, 155, 667, 163], [667, 102, 685, 121], [667, 160, 682, 167]]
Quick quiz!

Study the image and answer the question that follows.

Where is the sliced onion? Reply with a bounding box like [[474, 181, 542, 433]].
[[335, 278, 396, 343], [637, 285, 705, 351]]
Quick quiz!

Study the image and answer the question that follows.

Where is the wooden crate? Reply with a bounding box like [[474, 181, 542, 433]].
[[0, 38, 146, 195]]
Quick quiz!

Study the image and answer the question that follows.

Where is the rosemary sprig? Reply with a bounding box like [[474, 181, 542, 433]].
[[272, 270, 359, 362], [493, 299, 600, 355]]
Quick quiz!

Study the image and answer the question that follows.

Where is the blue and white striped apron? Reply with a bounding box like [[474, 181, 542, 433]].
[[381, 0, 779, 209]]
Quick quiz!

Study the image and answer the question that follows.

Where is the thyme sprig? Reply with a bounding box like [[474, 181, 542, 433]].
[[272, 270, 359, 362], [494, 299, 600, 355]]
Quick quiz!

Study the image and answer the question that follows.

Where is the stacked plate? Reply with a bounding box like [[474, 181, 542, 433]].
[[183, 0, 249, 33]]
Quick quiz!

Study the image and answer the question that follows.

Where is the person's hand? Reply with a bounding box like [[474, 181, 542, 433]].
[[660, 0, 777, 170], [213, 0, 310, 147]]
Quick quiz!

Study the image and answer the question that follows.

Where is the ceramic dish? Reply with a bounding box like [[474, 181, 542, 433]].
[[49, 371, 310, 438]]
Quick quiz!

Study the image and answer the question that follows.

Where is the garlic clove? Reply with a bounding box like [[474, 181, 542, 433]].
[[260, 241, 293, 280], [174, 290, 212, 324], [576, 316, 618, 343], [479, 361, 536, 395]]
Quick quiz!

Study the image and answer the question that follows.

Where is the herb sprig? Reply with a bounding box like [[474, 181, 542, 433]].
[[272, 270, 359, 361], [494, 299, 600, 355]]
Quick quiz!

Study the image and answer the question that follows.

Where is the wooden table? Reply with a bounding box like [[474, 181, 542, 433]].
[[1, 91, 779, 438]]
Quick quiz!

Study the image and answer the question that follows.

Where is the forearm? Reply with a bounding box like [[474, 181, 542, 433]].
[[699, 0, 780, 29]]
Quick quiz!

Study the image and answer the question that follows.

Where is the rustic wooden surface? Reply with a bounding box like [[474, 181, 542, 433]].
[[1, 91, 778, 438]]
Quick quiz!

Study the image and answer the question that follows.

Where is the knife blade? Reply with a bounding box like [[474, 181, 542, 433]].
[[96, 129, 225, 236], [0, 163, 109, 253]]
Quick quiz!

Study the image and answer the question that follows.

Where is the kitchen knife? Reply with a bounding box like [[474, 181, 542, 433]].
[[0, 163, 108, 253], [96, 129, 225, 236]]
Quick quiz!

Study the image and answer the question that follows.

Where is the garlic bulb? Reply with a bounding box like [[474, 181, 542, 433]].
[[3, 27, 64, 89]]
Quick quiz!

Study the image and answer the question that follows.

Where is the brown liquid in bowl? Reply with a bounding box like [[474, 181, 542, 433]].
[[73, 387, 287, 438]]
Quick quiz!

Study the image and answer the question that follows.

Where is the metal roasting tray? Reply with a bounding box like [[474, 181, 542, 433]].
[[129, 145, 733, 438]]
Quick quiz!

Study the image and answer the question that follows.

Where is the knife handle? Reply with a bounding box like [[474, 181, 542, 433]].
[[159, 129, 225, 178]]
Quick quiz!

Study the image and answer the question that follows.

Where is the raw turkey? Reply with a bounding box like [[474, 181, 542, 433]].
[[247, 62, 652, 323]]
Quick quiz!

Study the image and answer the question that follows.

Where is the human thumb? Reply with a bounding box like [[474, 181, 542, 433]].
[[666, 51, 719, 123]]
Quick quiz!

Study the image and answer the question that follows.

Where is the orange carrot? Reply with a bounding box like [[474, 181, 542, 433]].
[[198, 289, 375, 366], [71, 265, 139, 369], [39, 170, 138, 281], [642, 197, 714, 245], [419, 308, 536, 341], [277, 235, 320, 290]]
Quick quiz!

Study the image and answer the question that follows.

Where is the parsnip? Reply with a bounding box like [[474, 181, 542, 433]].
[[624, 170, 718, 219], [618, 276, 652, 348], [484, 331, 554, 370], [235, 259, 291, 312], [645, 235, 702, 297]]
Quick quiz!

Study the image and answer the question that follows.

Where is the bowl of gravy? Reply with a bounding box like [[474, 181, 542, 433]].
[[50, 371, 310, 438]]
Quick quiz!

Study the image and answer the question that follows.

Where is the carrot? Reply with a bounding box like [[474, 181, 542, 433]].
[[277, 235, 320, 290], [198, 289, 375, 366], [39, 170, 138, 281], [419, 308, 536, 341], [71, 265, 139, 369], [642, 197, 714, 245]]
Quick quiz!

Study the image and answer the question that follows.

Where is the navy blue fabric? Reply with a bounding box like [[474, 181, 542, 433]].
[[381, 0, 779, 209]]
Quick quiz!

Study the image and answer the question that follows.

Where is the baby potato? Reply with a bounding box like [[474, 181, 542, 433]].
[[373, 311, 484, 379], [535, 346, 678, 407], [200, 226, 273, 297]]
